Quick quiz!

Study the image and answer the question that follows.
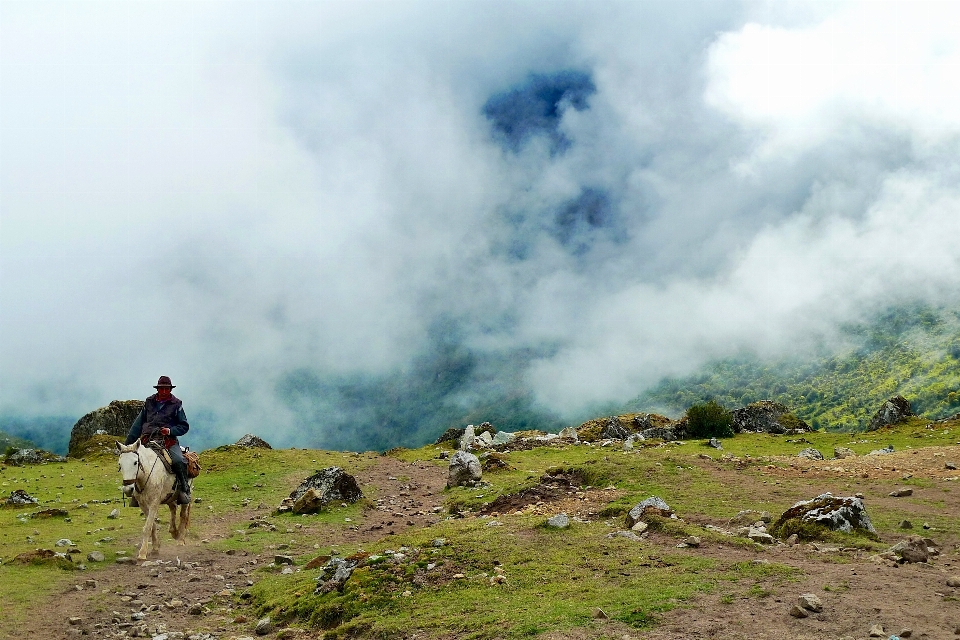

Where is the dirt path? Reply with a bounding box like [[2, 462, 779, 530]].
[[17, 456, 448, 640]]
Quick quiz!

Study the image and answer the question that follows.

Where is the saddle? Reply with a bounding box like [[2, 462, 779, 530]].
[[144, 442, 202, 479]]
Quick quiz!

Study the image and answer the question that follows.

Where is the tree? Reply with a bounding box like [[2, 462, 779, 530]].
[[686, 400, 734, 438]]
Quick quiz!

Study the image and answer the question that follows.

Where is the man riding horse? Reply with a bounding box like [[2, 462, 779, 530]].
[[125, 376, 192, 505]]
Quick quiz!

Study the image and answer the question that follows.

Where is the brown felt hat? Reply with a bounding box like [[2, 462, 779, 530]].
[[154, 376, 176, 389]]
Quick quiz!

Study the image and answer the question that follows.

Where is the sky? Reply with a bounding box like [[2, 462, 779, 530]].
[[3, 1, 960, 450]]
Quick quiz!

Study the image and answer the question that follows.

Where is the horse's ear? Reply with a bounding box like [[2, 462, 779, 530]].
[[115, 441, 122, 453], [132, 439, 140, 451]]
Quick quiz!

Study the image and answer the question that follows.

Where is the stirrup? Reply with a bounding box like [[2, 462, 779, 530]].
[[176, 491, 192, 505]]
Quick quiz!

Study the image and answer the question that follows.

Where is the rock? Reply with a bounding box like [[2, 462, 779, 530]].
[[947, 576, 960, 587], [68, 399, 144, 456], [747, 528, 775, 544], [797, 593, 823, 612], [235, 434, 272, 449], [889, 536, 929, 563], [625, 496, 673, 528], [282, 467, 363, 514], [475, 430, 494, 447], [946, 461, 958, 470], [592, 607, 609, 619], [4, 448, 66, 465], [434, 428, 465, 445], [788, 605, 808, 618], [899, 520, 913, 529], [491, 431, 516, 445], [707, 438, 722, 449], [274, 555, 294, 565], [54, 538, 73, 547], [107, 508, 119, 519], [683, 536, 701, 547], [797, 448, 824, 460], [546, 514, 570, 529], [188, 603, 204, 615], [869, 623, 885, 637], [4, 489, 38, 505], [313, 557, 358, 594], [254, 617, 274, 635], [899, 628, 912, 638], [600, 418, 630, 440], [834, 446, 856, 459], [786, 534, 799, 545], [607, 530, 642, 541], [869, 445, 895, 455], [771, 493, 876, 535], [116, 557, 136, 565], [889, 488, 913, 497], [447, 451, 482, 488], [459, 425, 476, 451], [558, 426, 579, 441], [867, 395, 913, 431], [731, 401, 808, 434], [68, 617, 82, 625], [630, 521, 649, 533]]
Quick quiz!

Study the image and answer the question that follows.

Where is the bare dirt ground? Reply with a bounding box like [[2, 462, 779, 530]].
[[16, 446, 960, 640]]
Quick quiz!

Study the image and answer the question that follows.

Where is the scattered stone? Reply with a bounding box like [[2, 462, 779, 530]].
[[546, 514, 570, 529], [889, 536, 929, 563], [235, 434, 272, 449], [869, 445, 895, 455], [592, 607, 609, 620], [4, 489, 38, 505], [868, 395, 913, 431], [900, 629, 913, 638], [432, 538, 446, 547], [747, 528, 775, 544], [797, 593, 823, 612], [786, 534, 799, 546], [771, 493, 876, 535], [254, 615, 275, 635], [683, 536, 701, 547], [599, 418, 630, 440], [188, 603, 204, 615], [274, 555, 294, 566], [869, 623, 885, 637], [946, 462, 958, 470], [607, 531, 642, 541], [68, 617, 82, 625], [707, 438, 722, 449], [446, 451, 482, 488], [630, 521, 649, 533], [55, 538, 74, 547], [116, 557, 136, 565], [107, 508, 120, 519], [946, 576, 960, 587], [788, 605, 808, 618], [834, 447, 856, 459], [899, 520, 913, 529], [625, 496, 673, 528], [87, 551, 105, 562], [889, 488, 913, 497], [797, 448, 824, 460]]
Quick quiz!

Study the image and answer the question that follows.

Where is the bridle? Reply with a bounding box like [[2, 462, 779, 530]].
[[119, 448, 157, 496]]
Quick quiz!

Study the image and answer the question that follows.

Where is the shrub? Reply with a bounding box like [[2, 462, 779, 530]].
[[685, 400, 734, 438]]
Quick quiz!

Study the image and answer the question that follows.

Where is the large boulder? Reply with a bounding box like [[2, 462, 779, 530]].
[[731, 401, 808, 434], [771, 493, 876, 537], [280, 467, 362, 514], [867, 395, 913, 431], [447, 450, 482, 488], [4, 489, 39, 506], [68, 400, 143, 456], [235, 434, 272, 449], [600, 418, 631, 440]]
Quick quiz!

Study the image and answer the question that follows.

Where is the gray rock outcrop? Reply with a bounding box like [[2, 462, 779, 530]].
[[434, 428, 465, 445], [797, 448, 824, 460], [867, 395, 913, 431], [772, 493, 876, 535], [5, 449, 66, 465], [625, 496, 673, 528], [731, 401, 808, 434], [4, 489, 38, 505], [235, 434, 272, 449], [68, 400, 144, 456], [279, 467, 362, 514], [600, 418, 630, 440], [447, 451, 482, 488]]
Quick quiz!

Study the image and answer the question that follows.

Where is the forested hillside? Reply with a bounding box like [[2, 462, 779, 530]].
[[627, 306, 960, 431]]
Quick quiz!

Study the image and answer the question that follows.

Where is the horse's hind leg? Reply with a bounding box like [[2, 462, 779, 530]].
[[176, 503, 191, 544], [168, 503, 179, 540]]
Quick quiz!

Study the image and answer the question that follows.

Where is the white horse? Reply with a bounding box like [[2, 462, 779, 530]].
[[116, 440, 192, 560]]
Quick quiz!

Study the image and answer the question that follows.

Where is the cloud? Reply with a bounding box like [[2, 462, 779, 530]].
[[3, 1, 960, 450]]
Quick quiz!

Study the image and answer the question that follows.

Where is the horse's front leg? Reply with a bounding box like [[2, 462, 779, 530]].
[[139, 505, 158, 561]]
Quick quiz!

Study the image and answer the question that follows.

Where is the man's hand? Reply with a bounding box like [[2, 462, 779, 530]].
[[160, 427, 171, 436]]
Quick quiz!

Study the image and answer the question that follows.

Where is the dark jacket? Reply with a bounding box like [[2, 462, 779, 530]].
[[125, 394, 190, 449]]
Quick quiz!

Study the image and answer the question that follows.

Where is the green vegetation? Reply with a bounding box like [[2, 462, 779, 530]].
[[626, 306, 960, 430], [685, 401, 734, 438]]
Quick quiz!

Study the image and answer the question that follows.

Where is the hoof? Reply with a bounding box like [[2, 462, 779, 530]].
[[148, 551, 160, 559]]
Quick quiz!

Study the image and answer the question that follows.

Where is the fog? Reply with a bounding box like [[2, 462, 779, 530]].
[[3, 1, 960, 451]]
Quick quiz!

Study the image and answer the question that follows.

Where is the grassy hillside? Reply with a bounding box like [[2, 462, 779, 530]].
[[626, 306, 960, 431], [0, 430, 34, 452]]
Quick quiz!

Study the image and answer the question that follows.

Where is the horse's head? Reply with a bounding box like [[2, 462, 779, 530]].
[[116, 440, 141, 493]]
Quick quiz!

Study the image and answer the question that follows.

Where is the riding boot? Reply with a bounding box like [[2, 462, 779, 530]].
[[172, 461, 192, 505]]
